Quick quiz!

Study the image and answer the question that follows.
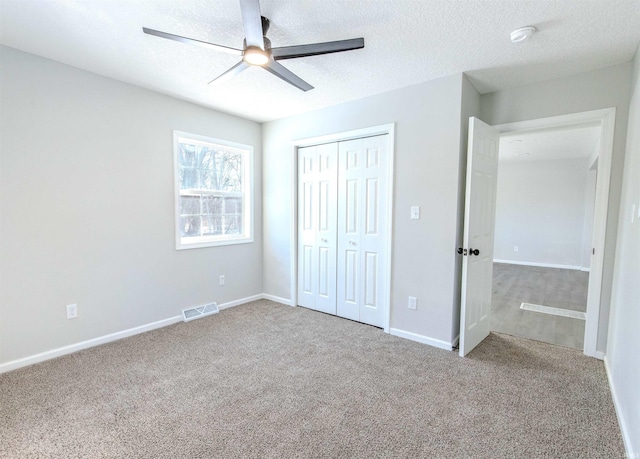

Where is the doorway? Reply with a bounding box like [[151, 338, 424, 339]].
[[490, 125, 600, 350], [459, 109, 616, 358]]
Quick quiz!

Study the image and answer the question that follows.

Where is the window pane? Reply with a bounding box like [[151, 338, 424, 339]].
[[208, 215, 224, 234], [224, 215, 242, 235], [200, 167, 213, 190], [180, 196, 200, 215], [224, 197, 242, 214], [200, 216, 213, 236], [197, 146, 214, 170], [179, 144, 196, 167], [180, 216, 201, 237], [216, 152, 242, 192], [202, 195, 223, 215], [180, 167, 199, 189]]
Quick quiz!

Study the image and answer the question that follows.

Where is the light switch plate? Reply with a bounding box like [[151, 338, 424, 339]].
[[410, 206, 420, 220]]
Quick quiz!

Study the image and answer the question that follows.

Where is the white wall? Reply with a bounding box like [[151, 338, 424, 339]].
[[0, 46, 263, 365], [262, 74, 473, 346], [480, 63, 632, 353], [606, 44, 640, 456], [494, 157, 592, 269]]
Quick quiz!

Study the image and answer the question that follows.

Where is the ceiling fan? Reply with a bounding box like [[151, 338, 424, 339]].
[[142, 0, 364, 91]]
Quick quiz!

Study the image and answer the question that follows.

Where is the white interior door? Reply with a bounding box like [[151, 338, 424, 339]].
[[297, 143, 338, 314], [459, 117, 500, 356], [337, 135, 388, 327]]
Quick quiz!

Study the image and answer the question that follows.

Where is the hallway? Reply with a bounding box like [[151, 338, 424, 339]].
[[490, 263, 588, 349]]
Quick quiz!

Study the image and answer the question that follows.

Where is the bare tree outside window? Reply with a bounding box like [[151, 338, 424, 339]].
[[174, 132, 253, 249]]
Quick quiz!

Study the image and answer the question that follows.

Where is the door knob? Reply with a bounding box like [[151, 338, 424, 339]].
[[321, 238, 328, 243], [470, 248, 480, 256], [349, 241, 356, 246]]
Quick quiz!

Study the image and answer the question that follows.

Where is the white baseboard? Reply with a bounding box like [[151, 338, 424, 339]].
[[604, 356, 635, 457], [218, 294, 264, 311], [580, 267, 591, 272], [0, 293, 274, 375], [493, 259, 582, 270], [262, 293, 292, 306], [0, 315, 182, 375], [390, 328, 454, 351]]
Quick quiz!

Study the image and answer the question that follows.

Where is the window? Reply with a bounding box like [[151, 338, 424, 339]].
[[174, 131, 253, 249]]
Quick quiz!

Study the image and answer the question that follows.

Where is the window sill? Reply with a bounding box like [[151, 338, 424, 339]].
[[176, 235, 254, 250]]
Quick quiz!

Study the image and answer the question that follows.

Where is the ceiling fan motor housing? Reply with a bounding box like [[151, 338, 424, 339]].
[[243, 36, 271, 51]]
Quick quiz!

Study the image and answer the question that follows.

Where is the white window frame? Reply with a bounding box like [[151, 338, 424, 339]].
[[173, 131, 254, 250]]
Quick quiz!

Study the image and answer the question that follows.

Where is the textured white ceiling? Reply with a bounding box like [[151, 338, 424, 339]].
[[499, 125, 601, 163], [1, 0, 639, 122]]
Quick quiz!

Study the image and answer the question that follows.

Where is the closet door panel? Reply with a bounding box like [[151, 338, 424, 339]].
[[297, 146, 317, 309], [315, 143, 338, 313], [337, 136, 388, 327], [358, 135, 388, 327], [297, 143, 338, 314], [337, 140, 362, 322]]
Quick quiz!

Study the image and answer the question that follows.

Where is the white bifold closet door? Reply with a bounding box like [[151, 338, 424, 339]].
[[336, 136, 388, 328], [297, 143, 338, 315], [297, 134, 388, 328]]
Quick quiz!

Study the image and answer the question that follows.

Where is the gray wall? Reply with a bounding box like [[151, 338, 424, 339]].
[[0, 47, 263, 364], [494, 157, 592, 268], [262, 74, 468, 345], [480, 63, 632, 353], [607, 45, 640, 455]]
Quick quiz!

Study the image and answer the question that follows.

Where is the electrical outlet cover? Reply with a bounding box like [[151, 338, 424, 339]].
[[66, 304, 78, 319]]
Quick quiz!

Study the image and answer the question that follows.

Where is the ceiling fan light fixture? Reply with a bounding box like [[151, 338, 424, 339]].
[[243, 46, 269, 66]]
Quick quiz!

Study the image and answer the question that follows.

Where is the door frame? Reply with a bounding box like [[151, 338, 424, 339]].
[[289, 123, 396, 333], [492, 108, 616, 359]]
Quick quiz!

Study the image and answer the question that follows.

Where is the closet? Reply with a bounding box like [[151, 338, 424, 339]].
[[297, 134, 389, 328]]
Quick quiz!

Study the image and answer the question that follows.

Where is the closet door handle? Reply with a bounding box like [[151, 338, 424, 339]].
[[320, 238, 328, 243], [348, 241, 357, 246]]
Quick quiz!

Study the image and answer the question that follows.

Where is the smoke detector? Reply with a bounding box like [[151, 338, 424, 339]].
[[510, 26, 537, 43]]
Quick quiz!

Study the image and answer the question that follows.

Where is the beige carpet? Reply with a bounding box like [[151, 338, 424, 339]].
[[0, 300, 623, 458]]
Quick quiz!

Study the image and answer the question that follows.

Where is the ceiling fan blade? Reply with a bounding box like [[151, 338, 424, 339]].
[[264, 60, 313, 92], [142, 27, 242, 55], [209, 60, 250, 85], [271, 38, 364, 60], [239, 0, 264, 49]]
